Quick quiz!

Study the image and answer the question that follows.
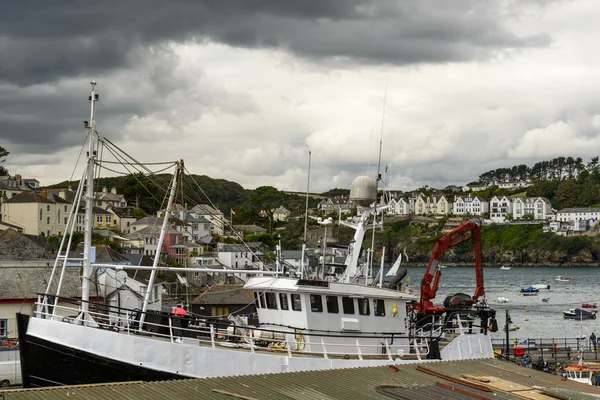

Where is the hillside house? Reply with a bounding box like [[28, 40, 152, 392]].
[[1, 191, 74, 236], [453, 195, 489, 216]]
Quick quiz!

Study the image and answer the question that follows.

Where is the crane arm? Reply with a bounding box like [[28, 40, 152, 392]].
[[419, 221, 485, 312]]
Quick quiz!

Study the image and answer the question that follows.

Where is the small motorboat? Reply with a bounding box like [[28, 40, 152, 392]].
[[520, 286, 539, 296], [555, 276, 570, 282], [563, 308, 596, 319], [531, 284, 550, 290], [500, 265, 511, 270], [496, 297, 509, 303], [542, 298, 549, 303], [508, 323, 520, 331], [582, 303, 598, 309]]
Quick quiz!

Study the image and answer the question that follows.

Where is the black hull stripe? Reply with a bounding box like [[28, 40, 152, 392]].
[[17, 313, 190, 388]]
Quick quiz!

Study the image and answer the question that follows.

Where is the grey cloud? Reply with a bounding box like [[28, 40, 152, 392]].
[[1, 1, 550, 85]]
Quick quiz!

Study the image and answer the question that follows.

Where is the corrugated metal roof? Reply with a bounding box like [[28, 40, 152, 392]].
[[2, 358, 600, 399]]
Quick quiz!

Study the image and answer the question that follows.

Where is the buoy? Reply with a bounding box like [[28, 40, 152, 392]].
[[524, 318, 529, 322], [526, 310, 530, 312], [516, 326, 520, 330], [523, 305, 527, 307]]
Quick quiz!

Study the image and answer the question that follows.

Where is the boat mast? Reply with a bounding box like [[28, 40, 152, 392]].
[[79, 81, 99, 323], [139, 160, 182, 328], [300, 150, 311, 278]]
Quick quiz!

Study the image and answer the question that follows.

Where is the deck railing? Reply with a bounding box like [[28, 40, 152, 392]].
[[33, 294, 432, 360]]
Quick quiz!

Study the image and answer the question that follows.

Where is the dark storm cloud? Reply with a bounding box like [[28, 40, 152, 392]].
[[0, 0, 550, 85]]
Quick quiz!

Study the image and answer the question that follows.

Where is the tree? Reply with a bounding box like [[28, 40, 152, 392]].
[[247, 186, 285, 233], [0, 145, 9, 176]]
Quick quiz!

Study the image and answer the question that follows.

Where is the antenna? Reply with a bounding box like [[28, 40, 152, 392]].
[[368, 81, 387, 281]]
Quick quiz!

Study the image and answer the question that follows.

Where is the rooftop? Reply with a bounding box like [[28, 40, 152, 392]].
[[2, 358, 598, 399]]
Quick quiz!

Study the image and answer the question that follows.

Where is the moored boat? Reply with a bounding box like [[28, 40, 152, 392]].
[[16, 83, 499, 388], [582, 303, 598, 309], [555, 276, 570, 282], [499, 266, 511, 270], [520, 286, 539, 296], [563, 308, 596, 319]]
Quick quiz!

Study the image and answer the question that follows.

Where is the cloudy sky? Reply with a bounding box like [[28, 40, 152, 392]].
[[2, 0, 600, 193]]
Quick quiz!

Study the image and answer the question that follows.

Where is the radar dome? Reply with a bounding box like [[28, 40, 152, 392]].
[[350, 176, 377, 206]]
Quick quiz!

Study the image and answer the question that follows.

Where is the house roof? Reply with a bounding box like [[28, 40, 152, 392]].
[[0, 229, 54, 260], [0, 265, 82, 300], [192, 204, 221, 216], [558, 207, 600, 214], [132, 216, 189, 227], [3, 191, 54, 204], [107, 206, 136, 218], [233, 224, 267, 234], [191, 284, 254, 305], [45, 188, 77, 203], [75, 243, 131, 264], [3, 358, 597, 399]]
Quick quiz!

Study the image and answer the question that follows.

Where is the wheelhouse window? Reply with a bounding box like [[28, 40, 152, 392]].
[[265, 292, 278, 309], [342, 296, 355, 314], [279, 293, 289, 310], [358, 298, 370, 315], [310, 294, 323, 312], [358, 299, 371, 315], [374, 299, 385, 317], [326, 295, 339, 313], [291, 294, 302, 311]]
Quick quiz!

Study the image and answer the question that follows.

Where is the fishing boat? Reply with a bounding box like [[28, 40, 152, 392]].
[[16, 83, 499, 388], [555, 276, 570, 282], [564, 362, 600, 385], [519, 286, 539, 296], [563, 308, 596, 319], [499, 265, 511, 270], [582, 303, 598, 309]]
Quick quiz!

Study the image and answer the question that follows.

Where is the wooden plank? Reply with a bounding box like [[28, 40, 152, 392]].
[[460, 375, 531, 392]]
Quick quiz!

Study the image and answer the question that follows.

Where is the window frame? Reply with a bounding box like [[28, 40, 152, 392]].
[[279, 293, 289, 310], [291, 294, 302, 311], [265, 292, 278, 310], [310, 294, 323, 312], [358, 298, 370, 316], [373, 299, 386, 317], [342, 296, 355, 314], [326, 295, 339, 314], [0, 319, 6, 338]]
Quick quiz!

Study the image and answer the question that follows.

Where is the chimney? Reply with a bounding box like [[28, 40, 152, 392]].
[[111, 187, 117, 194], [102, 186, 108, 193], [15, 174, 22, 180]]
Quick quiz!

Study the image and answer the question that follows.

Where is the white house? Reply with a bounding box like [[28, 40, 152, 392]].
[[556, 207, 600, 225], [489, 196, 513, 222], [512, 197, 552, 220], [192, 204, 225, 235], [495, 180, 533, 191], [453, 195, 489, 216]]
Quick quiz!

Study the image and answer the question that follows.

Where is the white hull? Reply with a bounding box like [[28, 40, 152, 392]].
[[26, 316, 493, 378]]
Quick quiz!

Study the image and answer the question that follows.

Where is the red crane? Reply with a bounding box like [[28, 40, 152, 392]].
[[416, 221, 485, 314]]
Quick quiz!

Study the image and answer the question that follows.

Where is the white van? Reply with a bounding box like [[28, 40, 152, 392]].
[[0, 361, 21, 387]]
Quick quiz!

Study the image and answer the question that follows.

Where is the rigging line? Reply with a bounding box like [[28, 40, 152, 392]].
[[101, 137, 168, 178], [100, 139, 175, 200], [100, 143, 173, 207], [98, 160, 177, 165], [182, 166, 262, 269], [67, 136, 88, 184], [96, 162, 176, 176]]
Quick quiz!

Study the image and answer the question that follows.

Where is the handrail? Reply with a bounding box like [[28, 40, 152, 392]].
[[32, 298, 421, 359]]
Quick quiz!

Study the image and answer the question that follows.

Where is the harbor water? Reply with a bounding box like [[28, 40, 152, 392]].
[[377, 266, 600, 340]]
